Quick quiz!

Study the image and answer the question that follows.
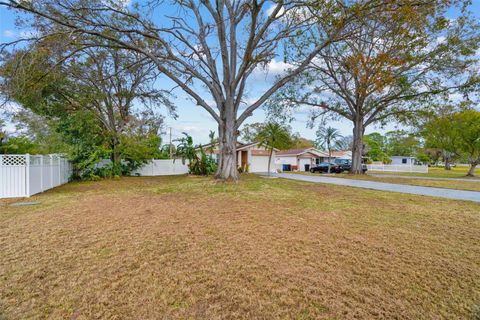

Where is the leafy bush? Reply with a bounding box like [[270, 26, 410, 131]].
[[175, 133, 217, 175]]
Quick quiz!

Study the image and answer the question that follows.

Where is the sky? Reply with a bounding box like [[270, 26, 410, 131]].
[[1, 1, 479, 145]]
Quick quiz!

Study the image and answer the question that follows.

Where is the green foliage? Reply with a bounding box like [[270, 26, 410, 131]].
[[241, 122, 299, 150], [421, 109, 480, 174], [385, 130, 421, 157], [453, 110, 480, 161], [257, 122, 294, 175], [316, 126, 342, 155], [0, 136, 39, 154], [363, 133, 389, 163], [117, 131, 162, 174], [290, 136, 315, 149], [363, 131, 422, 163], [422, 114, 462, 164], [257, 122, 294, 152], [1, 42, 170, 180], [175, 133, 217, 176], [0, 118, 41, 154]]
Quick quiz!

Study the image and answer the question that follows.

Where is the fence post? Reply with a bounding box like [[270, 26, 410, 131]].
[[25, 154, 30, 197], [58, 157, 61, 185], [40, 156, 44, 192]]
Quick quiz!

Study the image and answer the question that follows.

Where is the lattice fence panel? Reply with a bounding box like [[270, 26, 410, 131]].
[[0, 155, 27, 166]]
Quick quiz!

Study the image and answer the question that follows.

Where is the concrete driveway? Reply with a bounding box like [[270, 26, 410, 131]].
[[266, 173, 480, 203]]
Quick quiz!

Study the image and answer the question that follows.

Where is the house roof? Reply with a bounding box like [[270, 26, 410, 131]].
[[196, 141, 279, 152], [390, 155, 416, 158], [330, 150, 352, 158], [277, 148, 329, 157]]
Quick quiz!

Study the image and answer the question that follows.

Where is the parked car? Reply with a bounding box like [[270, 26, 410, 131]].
[[310, 162, 343, 173], [333, 159, 368, 173]]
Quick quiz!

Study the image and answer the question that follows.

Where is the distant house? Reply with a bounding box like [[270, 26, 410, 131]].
[[390, 156, 416, 165], [275, 148, 329, 172], [329, 150, 352, 160], [200, 141, 277, 173]]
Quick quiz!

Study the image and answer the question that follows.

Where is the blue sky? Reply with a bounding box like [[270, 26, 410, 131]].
[[1, 1, 479, 145]]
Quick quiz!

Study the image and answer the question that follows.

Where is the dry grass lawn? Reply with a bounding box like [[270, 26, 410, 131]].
[[1, 175, 479, 319]]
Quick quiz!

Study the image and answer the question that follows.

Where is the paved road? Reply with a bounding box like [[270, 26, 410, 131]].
[[268, 173, 480, 203], [369, 174, 480, 182]]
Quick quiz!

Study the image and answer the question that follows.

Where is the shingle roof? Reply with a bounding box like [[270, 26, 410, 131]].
[[277, 148, 329, 157], [330, 150, 352, 158], [276, 148, 311, 156]]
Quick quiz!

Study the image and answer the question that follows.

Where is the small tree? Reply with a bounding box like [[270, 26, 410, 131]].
[[316, 126, 342, 173], [175, 133, 217, 176], [422, 115, 461, 170], [452, 110, 480, 176], [256, 123, 293, 176], [363, 133, 389, 163]]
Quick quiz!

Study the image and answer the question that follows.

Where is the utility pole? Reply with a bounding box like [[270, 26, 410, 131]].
[[169, 127, 173, 159]]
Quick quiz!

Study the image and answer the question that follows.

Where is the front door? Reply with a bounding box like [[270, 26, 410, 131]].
[[241, 151, 248, 171]]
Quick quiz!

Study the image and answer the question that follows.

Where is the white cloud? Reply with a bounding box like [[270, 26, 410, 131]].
[[2, 30, 15, 38], [252, 59, 293, 81]]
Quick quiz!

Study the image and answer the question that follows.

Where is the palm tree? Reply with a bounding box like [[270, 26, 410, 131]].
[[316, 126, 343, 173], [256, 122, 293, 176]]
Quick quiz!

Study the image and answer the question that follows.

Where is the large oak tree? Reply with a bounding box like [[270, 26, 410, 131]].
[[0, 0, 421, 180], [269, 0, 479, 173]]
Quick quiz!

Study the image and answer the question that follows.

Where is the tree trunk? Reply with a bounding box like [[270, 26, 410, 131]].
[[467, 156, 479, 177], [467, 163, 477, 177], [327, 148, 331, 174], [443, 152, 451, 170], [110, 136, 121, 176], [268, 147, 273, 177], [351, 119, 365, 174], [215, 119, 239, 181]]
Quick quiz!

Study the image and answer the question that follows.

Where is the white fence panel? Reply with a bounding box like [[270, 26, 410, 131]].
[[367, 164, 429, 173], [0, 166, 26, 198], [0, 154, 72, 199], [133, 159, 189, 176]]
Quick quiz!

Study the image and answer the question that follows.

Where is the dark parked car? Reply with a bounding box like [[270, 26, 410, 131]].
[[310, 162, 343, 174], [333, 159, 368, 173]]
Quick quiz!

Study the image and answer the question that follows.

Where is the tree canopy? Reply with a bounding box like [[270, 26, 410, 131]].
[[268, 0, 479, 173]]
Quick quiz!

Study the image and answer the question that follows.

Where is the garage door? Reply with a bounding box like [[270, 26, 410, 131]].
[[298, 158, 311, 171], [250, 156, 271, 173]]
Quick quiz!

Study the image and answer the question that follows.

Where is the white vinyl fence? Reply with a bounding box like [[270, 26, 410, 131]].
[[367, 164, 429, 173], [0, 154, 72, 199], [132, 159, 189, 176]]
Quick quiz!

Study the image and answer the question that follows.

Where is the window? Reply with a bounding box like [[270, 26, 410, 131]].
[[402, 158, 407, 164]]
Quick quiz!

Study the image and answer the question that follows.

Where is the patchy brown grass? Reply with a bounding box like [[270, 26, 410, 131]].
[[1, 175, 479, 319]]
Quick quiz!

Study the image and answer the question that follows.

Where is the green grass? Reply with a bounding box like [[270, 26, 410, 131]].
[[0, 174, 479, 319]]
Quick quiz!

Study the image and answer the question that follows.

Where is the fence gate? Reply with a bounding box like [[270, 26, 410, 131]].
[[0, 154, 72, 199]]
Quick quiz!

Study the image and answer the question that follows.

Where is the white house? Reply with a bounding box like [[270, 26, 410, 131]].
[[200, 142, 277, 173], [390, 156, 417, 165], [275, 148, 329, 172]]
